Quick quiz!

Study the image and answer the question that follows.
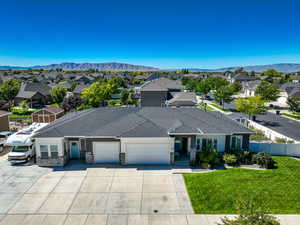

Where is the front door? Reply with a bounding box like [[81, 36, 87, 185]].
[[70, 142, 80, 159]]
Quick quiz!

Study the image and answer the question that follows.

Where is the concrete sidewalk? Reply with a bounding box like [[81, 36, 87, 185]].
[[0, 214, 299, 225]]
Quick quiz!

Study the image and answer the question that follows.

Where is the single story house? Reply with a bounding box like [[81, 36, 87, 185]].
[[230, 73, 255, 83], [33, 107, 252, 166], [73, 84, 89, 97], [0, 110, 10, 132], [139, 78, 183, 107], [166, 92, 197, 107], [15, 83, 52, 107], [276, 82, 300, 106], [32, 106, 64, 123], [292, 76, 300, 83]]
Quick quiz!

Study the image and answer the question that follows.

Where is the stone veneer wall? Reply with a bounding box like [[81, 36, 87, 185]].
[[85, 152, 94, 163], [37, 156, 68, 167]]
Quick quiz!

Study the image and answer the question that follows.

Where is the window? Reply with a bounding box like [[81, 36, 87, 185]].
[[50, 145, 59, 158], [231, 135, 242, 150], [201, 137, 218, 151], [196, 138, 201, 150], [40, 145, 48, 159]]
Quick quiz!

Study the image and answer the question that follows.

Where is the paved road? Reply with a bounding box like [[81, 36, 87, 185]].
[[221, 102, 300, 142]]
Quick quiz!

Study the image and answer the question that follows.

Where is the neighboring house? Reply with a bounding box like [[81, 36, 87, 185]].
[[166, 92, 197, 107], [36, 75, 49, 84], [0, 110, 10, 132], [15, 82, 52, 107], [32, 106, 64, 123], [277, 82, 300, 106], [74, 75, 94, 84], [243, 80, 261, 97], [73, 84, 89, 97], [292, 76, 300, 83], [230, 73, 255, 83], [33, 107, 252, 166], [139, 77, 183, 106]]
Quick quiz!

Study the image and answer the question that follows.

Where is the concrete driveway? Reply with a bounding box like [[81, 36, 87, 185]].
[[0, 160, 195, 224]]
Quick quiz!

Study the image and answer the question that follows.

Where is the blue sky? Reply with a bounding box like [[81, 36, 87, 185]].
[[1, 0, 300, 69]]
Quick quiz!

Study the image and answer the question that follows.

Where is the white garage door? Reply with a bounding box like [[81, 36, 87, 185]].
[[126, 143, 170, 165], [93, 142, 120, 163]]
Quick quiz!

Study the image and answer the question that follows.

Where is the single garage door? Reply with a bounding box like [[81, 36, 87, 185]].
[[93, 142, 120, 163], [126, 143, 170, 165]]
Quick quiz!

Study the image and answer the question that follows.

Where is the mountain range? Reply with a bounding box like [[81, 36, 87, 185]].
[[0, 62, 159, 71], [1, 62, 300, 73]]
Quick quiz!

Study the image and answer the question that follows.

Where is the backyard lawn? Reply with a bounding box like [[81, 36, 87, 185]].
[[183, 156, 300, 214]]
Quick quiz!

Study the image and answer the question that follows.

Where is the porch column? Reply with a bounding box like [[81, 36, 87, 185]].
[[189, 148, 196, 166], [188, 137, 191, 153]]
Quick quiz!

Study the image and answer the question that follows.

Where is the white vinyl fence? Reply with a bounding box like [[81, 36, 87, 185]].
[[250, 142, 300, 157]]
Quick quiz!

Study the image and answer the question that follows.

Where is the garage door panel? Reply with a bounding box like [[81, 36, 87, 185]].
[[93, 142, 120, 163], [126, 143, 170, 165]]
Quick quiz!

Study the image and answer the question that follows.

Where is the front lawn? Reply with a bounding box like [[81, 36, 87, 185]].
[[210, 103, 231, 112], [282, 113, 300, 121], [183, 156, 300, 214]]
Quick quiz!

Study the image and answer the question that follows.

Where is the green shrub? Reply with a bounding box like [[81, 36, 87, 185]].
[[235, 150, 253, 164], [223, 154, 237, 166], [197, 147, 218, 168], [218, 200, 280, 225], [252, 152, 275, 169]]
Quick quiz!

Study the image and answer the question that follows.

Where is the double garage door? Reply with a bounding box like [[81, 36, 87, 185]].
[[126, 143, 170, 165], [93, 141, 171, 165]]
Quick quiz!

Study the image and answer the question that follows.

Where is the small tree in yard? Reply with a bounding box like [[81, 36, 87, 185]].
[[120, 89, 130, 105], [213, 86, 234, 109], [255, 81, 280, 101], [218, 200, 280, 225], [0, 79, 21, 106], [287, 97, 300, 113], [50, 86, 67, 104], [19, 100, 29, 112], [234, 97, 266, 120]]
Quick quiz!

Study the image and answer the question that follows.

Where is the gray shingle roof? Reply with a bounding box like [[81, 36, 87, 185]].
[[16, 82, 51, 98], [140, 78, 183, 92], [232, 73, 254, 81], [34, 107, 252, 138]]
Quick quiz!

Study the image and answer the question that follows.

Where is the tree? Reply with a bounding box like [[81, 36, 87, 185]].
[[213, 86, 234, 109], [229, 82, 242, 93], [261, 69, 282, 77], [61, 95, 82, 112], [0, 79, 21, 106], [218, 200, 279, 225], [255, 81, 280, 101], [206, 77, 229, 90], [19, 100, 29, 112], [120, 89, 130, 105], [196, 80, 211, 96], [81, 82, 104, 107], [50, 86, 67, 104], [287, 97, 300, 113], [234, 97, 266, 119]]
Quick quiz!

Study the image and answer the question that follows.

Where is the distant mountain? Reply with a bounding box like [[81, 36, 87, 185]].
[[38, 62, 158, 71], [0, 62, 158, 71], [1, 62, 300, 73], [187, 63, 300, 73]]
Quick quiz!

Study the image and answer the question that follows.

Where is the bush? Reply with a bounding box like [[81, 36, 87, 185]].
[[223, 154, 237, 166], [197, 147, 218, 168], [235, 150, 253, 164], [252, 152, 275, 169], [218, 200, 280, 225]]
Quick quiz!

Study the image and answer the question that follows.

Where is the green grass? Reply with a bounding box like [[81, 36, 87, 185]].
[[183, 156, 300, 214], [198, 103, 215, 111], [210, 103, 231, 112], [9, 114, 32, 118], [50, 103, 60, 107], [283, 113, 300, 121]]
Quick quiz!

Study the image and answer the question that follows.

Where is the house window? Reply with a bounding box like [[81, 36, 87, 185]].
[[201, 138, 218, 151], [50, 145, 59, 158], [40, 145, 48, 159], [231, 135, 242, 150], [196, 138, 201, 150]]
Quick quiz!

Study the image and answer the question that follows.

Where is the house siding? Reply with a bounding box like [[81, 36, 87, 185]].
[[0, 115, 9, 132], [140, 91, 168, 106]]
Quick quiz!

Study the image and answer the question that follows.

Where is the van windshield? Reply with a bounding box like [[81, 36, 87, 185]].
[[12, 146, 29, 152]]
